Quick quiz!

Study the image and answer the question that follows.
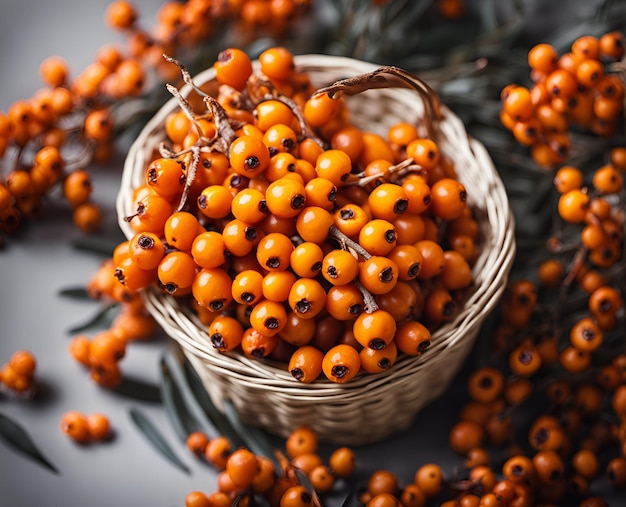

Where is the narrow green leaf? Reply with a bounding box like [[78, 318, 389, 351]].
[[222, 399, 276, 463], [0, 413, 59, 474], [114, 376, 162, 403], [129, 407, 190, 474], [57, 286, 92, 300], [160, 357, 198, 441], [67, 302, 119, 334], [181, 359, 246, 449], [162, 348, 224, 440]]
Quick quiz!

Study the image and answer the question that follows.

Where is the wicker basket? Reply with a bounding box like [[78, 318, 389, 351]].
[[116, 55, 516, 446]]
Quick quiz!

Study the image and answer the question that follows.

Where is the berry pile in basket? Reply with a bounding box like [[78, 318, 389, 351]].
[[114, 46, 479, 383], [500, 31, 625, 169]]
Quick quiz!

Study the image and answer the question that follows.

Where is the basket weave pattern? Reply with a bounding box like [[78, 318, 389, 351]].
[[117, 55, 516, 445]]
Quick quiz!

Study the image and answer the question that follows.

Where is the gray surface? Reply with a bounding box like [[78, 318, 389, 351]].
[[0, 2, 620, 507]]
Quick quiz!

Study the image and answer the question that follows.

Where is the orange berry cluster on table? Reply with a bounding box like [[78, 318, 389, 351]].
[[60, 410, 111, 444], [112, 46, 479, 384], [67, 257, 158, 388], [0, 0, 311, 242], [500, 31, 625, 168], [0, 350, 37, 395], [184, 425, 356, 507]]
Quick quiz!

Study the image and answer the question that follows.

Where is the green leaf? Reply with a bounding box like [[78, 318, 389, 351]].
[[67, 302, 119, 334], [162, 348, 225, 440], [57, 286, 92, 300], [0, 413, 59, 474], [180, 357, 246, 449], [113, 376, 162, 404], [129, 407, 190, 474], [222, 399, 277, 463], [160, 357, 198, 441]]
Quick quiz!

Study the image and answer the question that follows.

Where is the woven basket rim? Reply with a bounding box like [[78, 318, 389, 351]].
[[116, 54, 516, 392]]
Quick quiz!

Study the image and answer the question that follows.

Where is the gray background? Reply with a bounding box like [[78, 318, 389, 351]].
[[0, 1, 620, 507]]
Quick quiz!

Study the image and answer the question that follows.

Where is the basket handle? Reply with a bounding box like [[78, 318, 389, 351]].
[[313, 66, 442, 141]]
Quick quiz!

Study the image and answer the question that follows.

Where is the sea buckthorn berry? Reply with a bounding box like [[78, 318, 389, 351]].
[[386, 244, 422, 281], [308, 464, 335, 494], [63, 169, 93, 207], [429, 178, 467, 221], [606, 456, 626, 488], [502, 86, 533, 122], [546, 69, 578, 99], [304, 93, 340, 128], [279, 311, 316, 347], [129, 232, 165, 271], [468, 367, 504, 404], [265, 177, 306, 218], [359, 256, 398, 295], [570, 317, 603, 352], [209, 315, 244, 352], [359, 219, 397, 256], [157, 251, 196, 295], [255, 100, 295, 132], [229, 135, 270, 178], [560, 346, 592, 373], [288, 345, 323, 383], [333, 203, 370, 238], [304, 177, 337, 211], [314, 149, 352, 186], [352, 310, 396, 350], [256, 233, 294, 271], [86, 413, 111, 441], [424, 287, 457, 323], [8, 350, 37, 377], [226, 448, 258, 489], [502, 454, 534, 484], [290, 242, 323, 278], [288, 278, 326, 320], [296, 206, 334, 244], [592, 164, 623, 194], [331, 125, 365, 163], [588, 285, 622, 317], [126, 193, 172, 235], [414, 240, 445, 279], [557, 188, 589, 223], [88, 330, 127, 367], [367, 469, 399, 497], [192, 268, 233, 312], [267, 152, 298, 181], [69, 335, 91, 366], [249, 299, 287, 336], [262, 270, 297, 302], [368, 183, 409, 222], [322, 249, 359, 286], [405, 138, 440, 171], [414, 464, 444, 498], [222, 218, 261, 257], [263, 123, 298, 156], [214, 48, 253, 91], [259, 46, 294, 81], [232, 270, 264, 305], [106, 0, 137, 29], [599, 30, 625, 59], [286, 426, 318, 458], [205, 435, 232, 469], [280, 484, 314, 507], [537, 258, 564, 287], [60, 411, 91, 444], [532, 450, 564, 485], [394, 320, 430, 356], [290, 453, 323, 475], [191, 231, 226, 269], [146, 158, 186, 200], [329, 447, 356, 479], [240, 327, 278, 359], [528, 43, 558, 74], [439, 250, 472, 290], [325, 283, 364, 320], [359, 341, 397, 374], [114, 256, 157, 292], [576, 58, 604, 87], [322, 344, 361, 383], [185, 491, 211, 507], [164, 211, 202, 252]]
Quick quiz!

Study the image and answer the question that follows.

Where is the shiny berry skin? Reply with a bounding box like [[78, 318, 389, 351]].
[[321, 344, 361, 383]]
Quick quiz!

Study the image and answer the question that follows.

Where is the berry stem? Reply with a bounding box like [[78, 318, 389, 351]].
[[354, 280, 379, 313], [328, 225, 371, 260]]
